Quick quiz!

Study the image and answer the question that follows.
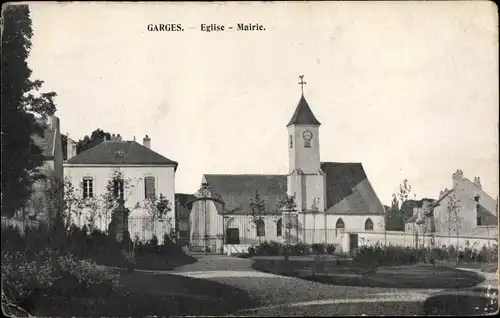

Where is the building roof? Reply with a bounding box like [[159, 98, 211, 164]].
[[477, 204, 498, 226], [175, 193, 197, 207], [321, 162, 386, 215], [32, 127, 56, 160], [202, 174, 287, 215], [65, 140, 178, 167], [286, 95, 321, 127], [199, 162, 385, 216]]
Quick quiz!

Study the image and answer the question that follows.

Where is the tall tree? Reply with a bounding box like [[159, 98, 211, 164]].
[[1, 5, 57, 217], [76, 129, 113, 154]]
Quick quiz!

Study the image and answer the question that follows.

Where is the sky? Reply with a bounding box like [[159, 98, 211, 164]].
[[26, 1, 498, 205]]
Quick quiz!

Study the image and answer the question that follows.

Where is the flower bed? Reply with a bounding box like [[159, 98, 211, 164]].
[[353, 242, 498, 266], [246, 241, 339, 257]]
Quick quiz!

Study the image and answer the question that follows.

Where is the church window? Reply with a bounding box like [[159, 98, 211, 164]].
[[113, 178, 124, 200], [276, 218, 282, 237], [365, 218, 374, 230], [256, 219, 266, 237], [336, 218, 345, 229], [289, 135, 293, 148], [83, 177, 94, 198], [144, 176, 156, 200]]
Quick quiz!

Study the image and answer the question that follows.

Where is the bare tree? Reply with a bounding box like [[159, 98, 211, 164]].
[[135, 193, 173, 243], [276, 194, 297, 261], [447, 193, 462, 263], [249, 191, 266, 243], [310, 197, 320, 244]]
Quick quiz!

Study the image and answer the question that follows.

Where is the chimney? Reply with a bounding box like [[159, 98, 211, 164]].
[[473, 177, 482, 189], [143, 134, 151, 149], [452, 169, 464, 188], [46, 115, 60, 131], [66, 137, 76, 160]]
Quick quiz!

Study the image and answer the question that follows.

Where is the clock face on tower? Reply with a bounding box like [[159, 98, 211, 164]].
[[302, 130, 313, 141]]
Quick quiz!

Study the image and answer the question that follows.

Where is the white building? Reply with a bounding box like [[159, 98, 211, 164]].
[[64, 134, 178, 242]]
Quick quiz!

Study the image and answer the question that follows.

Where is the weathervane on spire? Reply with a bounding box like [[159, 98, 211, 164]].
[[298, 75, 306, 96]]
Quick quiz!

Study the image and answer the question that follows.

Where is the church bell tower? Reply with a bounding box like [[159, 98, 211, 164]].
[[286, 75, 326, 213]]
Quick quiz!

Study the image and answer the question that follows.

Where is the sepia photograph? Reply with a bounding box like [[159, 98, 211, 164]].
[[1, 1, 498, 316]]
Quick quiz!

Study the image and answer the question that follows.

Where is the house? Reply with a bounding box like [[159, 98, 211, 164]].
[[63, 134, 178, 242], [430, 169, 498, 238], [185, 83, 386, 253], [19, 114, 64, 227], [404, 198, 436, 234]]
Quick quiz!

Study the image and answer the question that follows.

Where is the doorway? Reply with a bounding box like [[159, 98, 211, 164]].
[[225, 228, 240, 244]]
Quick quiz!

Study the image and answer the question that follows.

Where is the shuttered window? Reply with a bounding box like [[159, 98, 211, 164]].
[[83, 177, 94, 198], [113, 179, 124, 200], [144, 176, 156, 200]]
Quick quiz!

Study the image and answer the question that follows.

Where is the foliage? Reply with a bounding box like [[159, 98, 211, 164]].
[[1, 248, 119, 311], [72, 129, 115, 156], [246, 241, 337, 256], [353, 242, 499, 266], [1, 4, 57, 218]]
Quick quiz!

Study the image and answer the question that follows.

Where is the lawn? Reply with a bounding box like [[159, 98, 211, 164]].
[[252, 259, 486, 289], [12, 268, 258, 317]]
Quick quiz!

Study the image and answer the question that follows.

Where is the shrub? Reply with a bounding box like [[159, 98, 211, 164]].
[[311, 243, 325, 254], [326, 244, 336, 254]]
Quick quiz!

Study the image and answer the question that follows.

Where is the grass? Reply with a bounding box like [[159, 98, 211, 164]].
[[15, 268, 257, 317], [252, 259, 486, 289]]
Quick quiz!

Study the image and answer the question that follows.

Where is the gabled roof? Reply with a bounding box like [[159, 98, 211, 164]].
[[286, 95, 321, 127], [65, 140, 178, 167], [202, 174, 287, 215], [321, 162, 386, 215], [32, 127, 56, 160], [198, 162, 385, 216]]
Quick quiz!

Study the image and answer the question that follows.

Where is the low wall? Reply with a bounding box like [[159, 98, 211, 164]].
[[349, 230, 498, 250]]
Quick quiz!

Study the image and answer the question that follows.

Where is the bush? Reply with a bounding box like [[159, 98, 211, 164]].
[[311, 243, 325, 254], [326, 244, 336, 254], [1, 249, 119, 310]]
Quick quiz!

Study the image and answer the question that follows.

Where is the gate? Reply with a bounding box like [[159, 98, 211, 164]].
[[186, 182, 225, 254]]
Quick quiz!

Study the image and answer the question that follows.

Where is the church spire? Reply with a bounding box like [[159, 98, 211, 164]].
[[286, 75, 321, 127]]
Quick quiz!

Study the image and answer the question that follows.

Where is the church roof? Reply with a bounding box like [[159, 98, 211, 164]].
[[202, 174, 288, 215], [286, 95, 321, 127], [65, 140, 178, 167], [199, 162, 385, 216], [321, 162, 386, 215]]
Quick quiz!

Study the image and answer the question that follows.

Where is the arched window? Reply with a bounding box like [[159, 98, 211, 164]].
[[276, 218, 282, 237], [365, 218, 374, 230], [256, 219, 266, 237], [336, 218, 345, 229]]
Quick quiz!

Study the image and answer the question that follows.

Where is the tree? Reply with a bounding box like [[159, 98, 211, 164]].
[[447, 193, 462, 263], [101, 169, 139, 231], [1, 4, 57, 217], [75, 129, 114, 155], [310, 197, 321, 244], [249, 191, 266, 243], [276, 194, 297, 260], [137, 193, 173, 243]]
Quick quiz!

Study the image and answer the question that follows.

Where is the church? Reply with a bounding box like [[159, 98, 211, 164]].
[[184, 77, 386, 254]]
